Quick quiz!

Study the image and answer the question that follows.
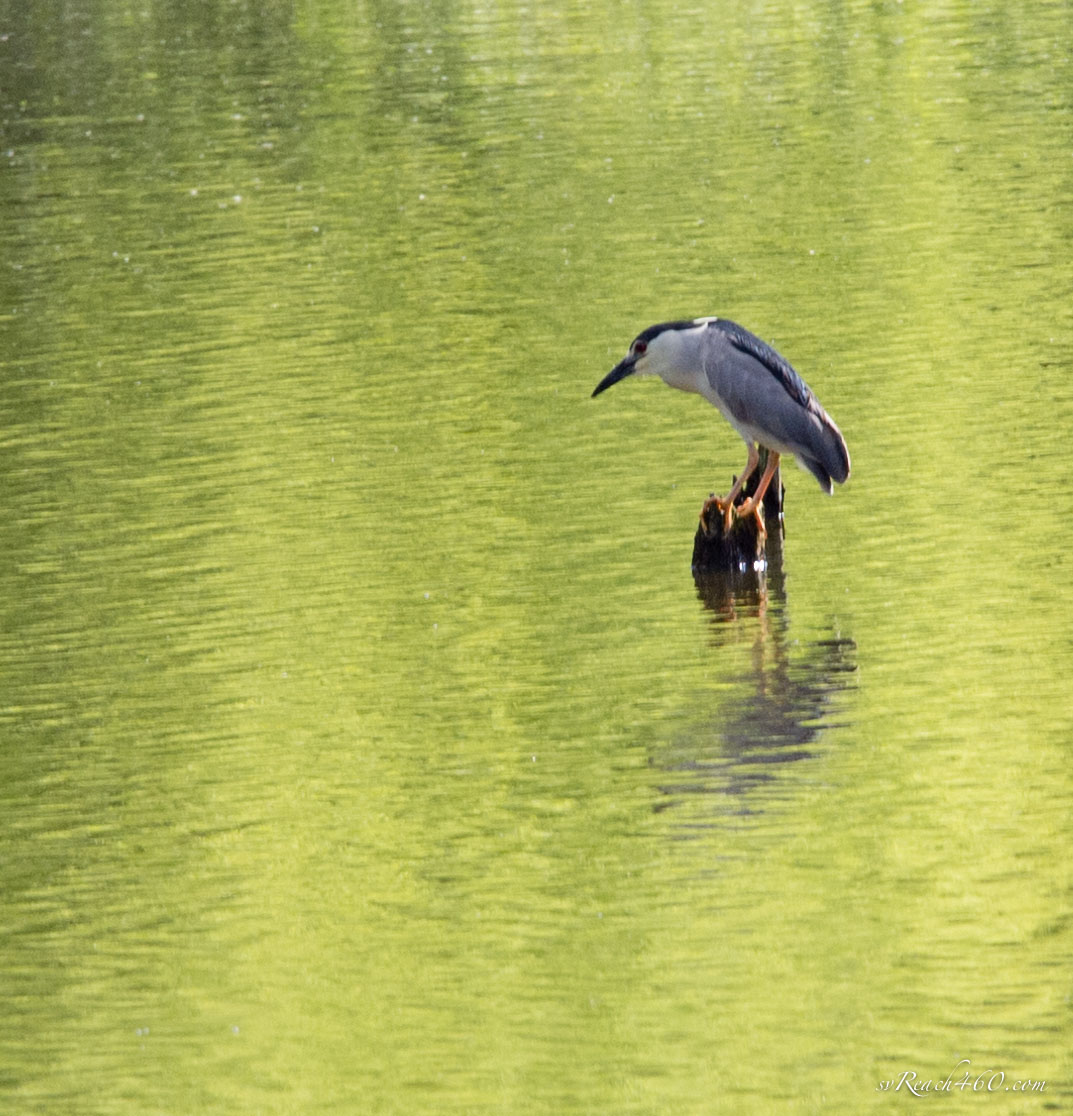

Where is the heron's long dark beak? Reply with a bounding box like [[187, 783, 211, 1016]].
[[592, 355, 636, 398]]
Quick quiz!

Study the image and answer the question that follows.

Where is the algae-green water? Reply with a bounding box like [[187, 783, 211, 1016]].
[[2, 2, 1071, 1111]]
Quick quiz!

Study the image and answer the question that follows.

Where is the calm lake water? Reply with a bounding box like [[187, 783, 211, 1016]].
[[2, 1, 1071, 1112]]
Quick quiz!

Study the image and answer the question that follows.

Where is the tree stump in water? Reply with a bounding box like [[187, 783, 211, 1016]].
[[691, 449, 784, 575]]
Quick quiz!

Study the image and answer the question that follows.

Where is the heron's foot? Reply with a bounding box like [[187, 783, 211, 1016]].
[[702, 494, 761, 535], [732, 495, 766, 538]]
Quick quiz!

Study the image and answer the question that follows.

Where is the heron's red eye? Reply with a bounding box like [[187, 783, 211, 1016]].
[[633, 340, 647, 355]]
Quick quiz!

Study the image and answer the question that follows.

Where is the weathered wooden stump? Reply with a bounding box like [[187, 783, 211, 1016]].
[[691, 449, 784, 576]]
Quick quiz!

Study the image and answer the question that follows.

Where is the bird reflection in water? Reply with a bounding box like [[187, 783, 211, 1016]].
[[653, 532, 857, 821]]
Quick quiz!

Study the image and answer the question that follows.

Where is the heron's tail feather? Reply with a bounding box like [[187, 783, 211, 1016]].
[[802, 412, 850, 493]]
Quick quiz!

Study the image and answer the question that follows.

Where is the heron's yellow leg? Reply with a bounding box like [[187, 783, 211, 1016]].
[[700, 444, 760, 530], [733, 451, 781, 536]]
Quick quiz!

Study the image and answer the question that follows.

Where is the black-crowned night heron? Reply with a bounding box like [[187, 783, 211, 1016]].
[[592, 317, 849, 533]]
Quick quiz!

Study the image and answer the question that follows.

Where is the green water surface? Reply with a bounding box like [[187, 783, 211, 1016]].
[[2, 1, 1071, 1112]]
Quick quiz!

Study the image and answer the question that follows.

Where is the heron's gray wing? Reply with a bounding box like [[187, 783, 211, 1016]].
[[709, 319, 850, 489], [712, 319, 812, 409]]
